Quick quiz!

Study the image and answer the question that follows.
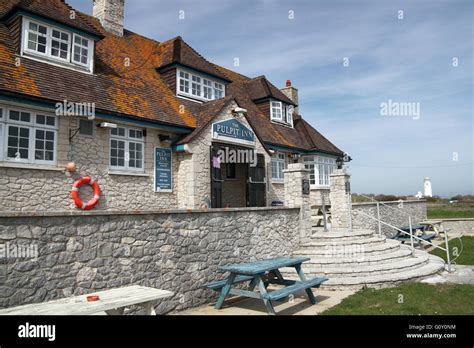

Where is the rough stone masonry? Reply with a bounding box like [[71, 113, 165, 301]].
[[0, 208, 299, 313]]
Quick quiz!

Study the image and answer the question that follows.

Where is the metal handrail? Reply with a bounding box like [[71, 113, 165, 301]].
[[357, 193, 412, 217], [355, 209, 452, 271]]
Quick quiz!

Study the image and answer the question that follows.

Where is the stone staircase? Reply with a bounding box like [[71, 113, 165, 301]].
[[283, 229, 445, 289]]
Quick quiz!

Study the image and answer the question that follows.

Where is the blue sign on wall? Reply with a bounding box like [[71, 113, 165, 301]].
[[212, 118, 255, 145], [155, 147, 172, 192]]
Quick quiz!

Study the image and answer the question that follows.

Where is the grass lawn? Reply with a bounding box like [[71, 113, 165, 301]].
[[430, 236, 474, 265], [321, 283, 474, 315], [427, 203, 474, 219]]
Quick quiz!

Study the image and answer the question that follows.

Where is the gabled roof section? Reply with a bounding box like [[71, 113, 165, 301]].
[[177, 96, 235, 144], [0, 0, 103, 38], [156, 36, 231, 82], [245, 76, 296, 106]]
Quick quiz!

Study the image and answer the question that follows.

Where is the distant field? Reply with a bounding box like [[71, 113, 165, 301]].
[[427, 203, 474, 219]]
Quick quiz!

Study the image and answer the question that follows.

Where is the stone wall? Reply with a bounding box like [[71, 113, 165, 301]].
[[438, 219, 474, 235], [352, 200, 427, 236], [0, 103, 179, 212], [0, 207, 300, 313]]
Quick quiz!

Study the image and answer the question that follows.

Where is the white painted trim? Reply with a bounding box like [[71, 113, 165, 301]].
[[108, 171, 150, 177], [176, 67, 226, 102], [21, 17, 94, 73], [0, 162, 63, 171], [0, 105, 58, 165]]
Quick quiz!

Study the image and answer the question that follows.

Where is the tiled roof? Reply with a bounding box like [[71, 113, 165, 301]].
[[156, 36, 230, 81], [0, 0, 343, 155], [245, 76, 296, 105], [0, 0, 103, 37]]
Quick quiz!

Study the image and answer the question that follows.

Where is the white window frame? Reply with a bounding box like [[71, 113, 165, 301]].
[[304, 155, 337, 188], [271, 152, 286, 182], [176, 68, 226, 102], [22, 17, 94, 72], [1, 105, 58, 166], [109, 126, 145, 172], [286, 105, 294, 127], [270, 100, 283, 121], [72, 33, 94, 68]]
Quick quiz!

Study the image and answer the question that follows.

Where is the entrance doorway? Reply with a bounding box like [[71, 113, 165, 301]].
[[210, 144, 266, 208]]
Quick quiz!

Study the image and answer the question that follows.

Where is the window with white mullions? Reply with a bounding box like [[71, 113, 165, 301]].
[[7, 125, 30, 161], [51, 29, 70, 61], [179, 71, 190, 94], [27, 21, 47, 54], [1, 108, 57, 165], [271, 101, 283, 121], [23, 18, 93, 71], [34, 129, 55, 161], [110, 126, 144, 171], [191, 75, 201, 96], [271, 152, 286, 181], [73, 34, 90, 66], [304, 156, 336, 187], [214, 82, 224, 99], [203, 79, 213, 99], [177, 69, 225, 101]]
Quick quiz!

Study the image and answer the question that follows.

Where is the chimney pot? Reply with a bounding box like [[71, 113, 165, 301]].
[[286, 80, 292, 87]]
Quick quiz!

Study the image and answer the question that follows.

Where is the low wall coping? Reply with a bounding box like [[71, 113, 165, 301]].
[[0, 206, 300, 219], [438, 218, 474, 222], [352, 199, 426, 206]]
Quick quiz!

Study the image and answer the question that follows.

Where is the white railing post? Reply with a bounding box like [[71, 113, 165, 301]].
[[409, 216, 414, 255], [376, 202, 382, 237], [444, 231, 452, 272]]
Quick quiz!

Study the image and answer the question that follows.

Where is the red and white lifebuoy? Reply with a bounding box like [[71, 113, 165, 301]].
[[71, 176, 101, 210]]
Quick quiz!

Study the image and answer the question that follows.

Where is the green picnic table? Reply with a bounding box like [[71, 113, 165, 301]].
[[203, 256, 328, 315], [391, 224, 436, 244]]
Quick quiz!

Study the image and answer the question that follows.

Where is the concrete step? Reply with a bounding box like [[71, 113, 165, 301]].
[[300, 236, 386, 248], [294, 239, 401, 256], [297, 246, 414, 267], [297, 254, 430, 278], [283, 255, 444, 290], [310, 229, 375, 242]]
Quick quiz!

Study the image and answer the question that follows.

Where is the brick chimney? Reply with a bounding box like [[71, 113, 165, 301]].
[[93, 0, 125, 37], [281, 80, 299, 114]]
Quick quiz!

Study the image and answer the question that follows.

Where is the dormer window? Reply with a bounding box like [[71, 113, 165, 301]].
[[270, 100, 294, 127], [22, 18, 94, 73], [270, 101, 283, 121], [177, 68, 225, 101]]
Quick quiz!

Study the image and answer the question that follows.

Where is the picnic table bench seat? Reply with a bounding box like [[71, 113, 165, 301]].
[[204, 275, 255, 290], [204, 257, 327, 315], [262, 277, 328, 301]]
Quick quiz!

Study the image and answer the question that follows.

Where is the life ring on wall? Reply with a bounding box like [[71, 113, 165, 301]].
[[71, 177, 101, 210]]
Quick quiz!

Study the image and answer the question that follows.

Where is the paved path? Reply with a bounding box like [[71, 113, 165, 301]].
[[175, 288, 355, 315], [421, 265, 474, 285]]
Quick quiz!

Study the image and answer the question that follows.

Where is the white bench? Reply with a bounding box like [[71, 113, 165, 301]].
[[0, 285, 174, 315]]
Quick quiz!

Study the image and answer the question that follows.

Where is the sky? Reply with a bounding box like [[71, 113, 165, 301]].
[[69, 0, 473, 197]]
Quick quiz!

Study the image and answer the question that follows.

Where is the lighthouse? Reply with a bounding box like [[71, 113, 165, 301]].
[[424, 177, 433, 197]]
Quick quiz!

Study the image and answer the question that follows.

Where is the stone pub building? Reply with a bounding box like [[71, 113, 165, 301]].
[[0, 0, 344, 213]]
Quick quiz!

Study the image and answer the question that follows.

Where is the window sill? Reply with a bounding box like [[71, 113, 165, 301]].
[[310, 186, 330, 190], [270, 120, 293, 128], [20, 53, 93, 75], [108, 170, 150, 177], [271, 180, 285, 184], [0, 162, 63, 171]]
